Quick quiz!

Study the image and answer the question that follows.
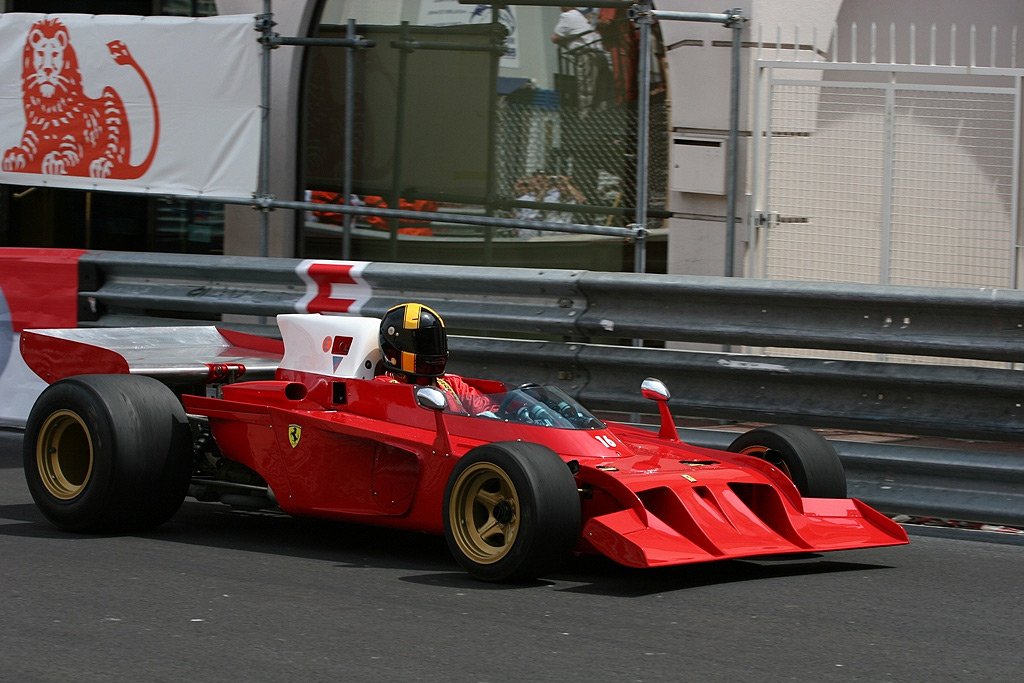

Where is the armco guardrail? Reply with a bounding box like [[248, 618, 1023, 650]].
[[79, 251, 1024, 362], [449, 338, 1023, 442], [575, 272, 1024, 363], [675, 429, 1024, 528], [5, 248, 1019, 527], [76, 250, 1024, 442]]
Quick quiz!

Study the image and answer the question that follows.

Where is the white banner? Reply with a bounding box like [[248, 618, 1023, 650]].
[[0, 13, 260, 198]]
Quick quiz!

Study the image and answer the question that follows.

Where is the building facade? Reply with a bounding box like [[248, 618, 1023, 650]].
[[2, 1, 1021, 287]]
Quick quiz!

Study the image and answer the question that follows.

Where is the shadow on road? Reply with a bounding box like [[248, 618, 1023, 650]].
[[397, 551, 897, 596], [550, 554, 897, 597], [0, 495, 897, 596], [0, 430, 22, 470], [176, 500, 900, 595]]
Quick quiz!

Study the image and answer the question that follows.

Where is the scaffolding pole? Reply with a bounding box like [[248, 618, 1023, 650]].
[[643, 5, 749, 277]]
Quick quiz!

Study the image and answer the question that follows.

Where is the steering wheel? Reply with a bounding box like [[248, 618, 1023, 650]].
[[498, 383, 541, 417]]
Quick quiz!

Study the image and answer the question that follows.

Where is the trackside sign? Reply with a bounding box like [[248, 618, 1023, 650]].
[[0, 13, 260, 198]]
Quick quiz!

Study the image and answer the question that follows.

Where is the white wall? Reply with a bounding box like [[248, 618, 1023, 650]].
[[836, 0, 1023, 65], [660, 0, 1024, 279]]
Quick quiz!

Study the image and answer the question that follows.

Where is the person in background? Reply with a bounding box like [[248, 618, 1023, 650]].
[[551, 6, 601, 54], [551, 6, 612, 113], [510, 173, 587, 234], [376, 302, 497, 416], [512, 173, 546, 238], [542, 174, 586, 224]]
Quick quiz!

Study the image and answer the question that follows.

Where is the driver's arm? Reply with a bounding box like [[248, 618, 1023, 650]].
[[443, 375, 498, 415]]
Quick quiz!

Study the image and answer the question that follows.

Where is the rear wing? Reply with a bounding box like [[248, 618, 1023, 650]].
[[21, 326, 283, 385]]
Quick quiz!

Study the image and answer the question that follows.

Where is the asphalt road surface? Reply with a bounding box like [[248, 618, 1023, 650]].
[[2, 429, 1021, 682]]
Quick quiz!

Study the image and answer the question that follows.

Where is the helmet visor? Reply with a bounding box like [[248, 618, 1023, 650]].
[[411, 323, 447, 356], [415, 353, 448, 377]]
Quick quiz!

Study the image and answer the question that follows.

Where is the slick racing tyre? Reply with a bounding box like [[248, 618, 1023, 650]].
[[443, 442, 580, 582], [728, 425, 847, 498], [23, 374, 193, 532]]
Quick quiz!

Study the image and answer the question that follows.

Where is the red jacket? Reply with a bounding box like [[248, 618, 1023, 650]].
[[375, 373, 497, 415]]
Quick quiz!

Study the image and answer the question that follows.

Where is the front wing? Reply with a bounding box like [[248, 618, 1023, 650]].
[[578, 463, 908, 568]]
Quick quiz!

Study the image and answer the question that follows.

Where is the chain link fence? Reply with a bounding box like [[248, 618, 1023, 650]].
[[753, 59, 1022, 368], [301, 9, 669, 271], [494, 95, 668, 230], [762, 81, 1018, 290]]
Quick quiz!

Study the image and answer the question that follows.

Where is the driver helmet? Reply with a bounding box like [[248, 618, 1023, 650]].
[[379, 302, 449, 378]]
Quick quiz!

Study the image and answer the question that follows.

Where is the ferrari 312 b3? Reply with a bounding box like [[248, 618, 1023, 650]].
[[19, 313, 908, 581]]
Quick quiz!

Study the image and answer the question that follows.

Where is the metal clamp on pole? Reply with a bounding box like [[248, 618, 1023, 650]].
[[723, 7, 749, 29], [626, 3, 652, 23], [251, 193, 276, 212], [628, 223, 649, 242], [254, 12, 279, 48]]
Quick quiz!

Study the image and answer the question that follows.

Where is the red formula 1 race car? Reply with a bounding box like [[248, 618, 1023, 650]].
[[19, 314, 907, 581]]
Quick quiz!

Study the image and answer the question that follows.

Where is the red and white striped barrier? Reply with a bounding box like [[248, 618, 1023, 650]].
[[0, 248, 84, 426]]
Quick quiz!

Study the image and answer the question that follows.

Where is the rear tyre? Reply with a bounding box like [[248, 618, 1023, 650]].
[[23, 374, 193, 532], [443, 442, 580, 582], [727, 425, 847, 498]]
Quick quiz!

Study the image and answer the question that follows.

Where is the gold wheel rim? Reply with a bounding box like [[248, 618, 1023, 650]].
[[36, 410, 94, 500], [449, 462, 520, 565], [739, 445, 792, 479]]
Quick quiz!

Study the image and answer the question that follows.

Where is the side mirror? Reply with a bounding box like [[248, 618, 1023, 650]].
[[641, 377, 679, 441], [641, 377, 671, 402], [416, 385, 453, 457], [416, 386, 447, 411]]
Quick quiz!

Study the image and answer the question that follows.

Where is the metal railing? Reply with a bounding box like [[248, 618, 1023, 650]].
[[254, 3, 658, 267], [78, 250, 1024, 438], [64, 249, 1024, 526], [677, 428, 1024, 529]]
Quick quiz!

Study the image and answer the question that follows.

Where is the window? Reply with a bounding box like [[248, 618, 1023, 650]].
[[301, 1, 667, 272]]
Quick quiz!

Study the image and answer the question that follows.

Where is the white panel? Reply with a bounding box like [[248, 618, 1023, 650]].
[[670, 136, 726, 194], [0, 332, 45, 428], [278, 314, 382, 380], [0, 13, 260, 198]]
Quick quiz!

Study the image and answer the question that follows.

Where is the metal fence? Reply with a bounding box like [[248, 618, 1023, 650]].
[[275, 4, 673, 270], [679, 428, 1024, 530], [494, 98, 670, 227], [80, 4, 729, 274], [750, 25, 1023, 291]]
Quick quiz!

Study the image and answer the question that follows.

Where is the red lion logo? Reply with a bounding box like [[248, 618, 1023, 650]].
[[2, 17, 159, 179]]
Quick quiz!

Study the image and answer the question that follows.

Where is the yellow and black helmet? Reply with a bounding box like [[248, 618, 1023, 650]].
[[379, 303, 448, 377]]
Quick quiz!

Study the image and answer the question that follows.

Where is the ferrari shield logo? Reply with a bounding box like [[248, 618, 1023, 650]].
[[288, 424, 302, 448]]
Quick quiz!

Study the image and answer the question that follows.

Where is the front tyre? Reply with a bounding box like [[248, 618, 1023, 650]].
[[23, 374, 193, 532], [443, 442, 580, 582], [727, 425, 847, 498]]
